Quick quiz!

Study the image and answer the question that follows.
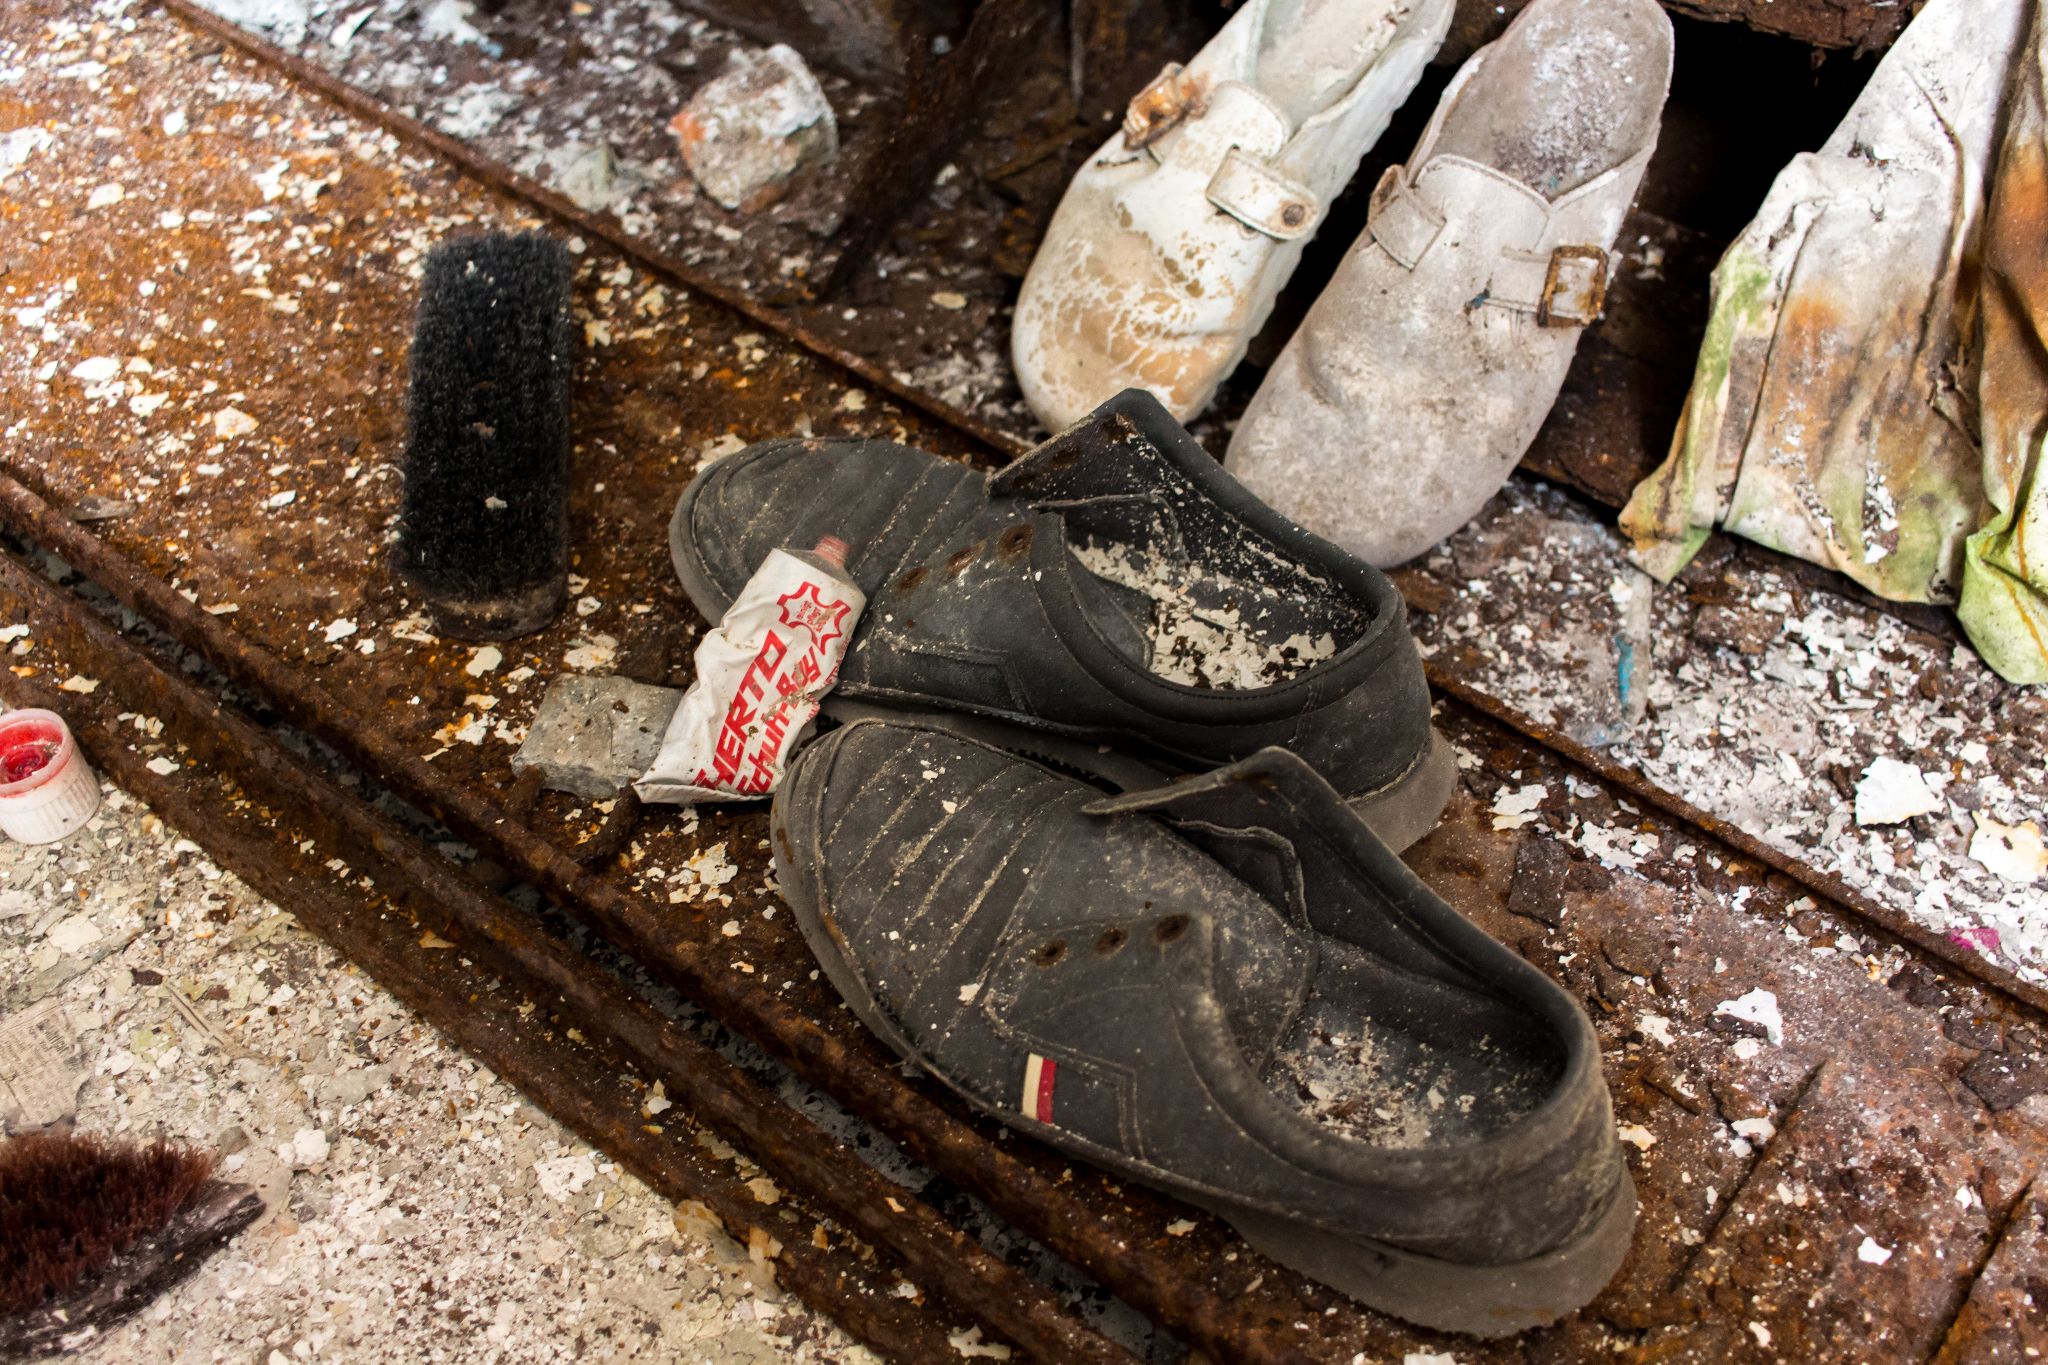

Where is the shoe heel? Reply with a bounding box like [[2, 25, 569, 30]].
[[1347, 730, 1457, 852]]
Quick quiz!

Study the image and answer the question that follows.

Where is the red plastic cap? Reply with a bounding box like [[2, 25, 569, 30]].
[[812, 535, 851, 569]]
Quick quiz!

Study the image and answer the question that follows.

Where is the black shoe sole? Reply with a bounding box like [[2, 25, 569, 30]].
[[1194, 1170, 1637, 1339]]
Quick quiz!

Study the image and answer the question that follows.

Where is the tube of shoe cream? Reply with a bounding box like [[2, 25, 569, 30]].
[[635, 537, 863, 805]]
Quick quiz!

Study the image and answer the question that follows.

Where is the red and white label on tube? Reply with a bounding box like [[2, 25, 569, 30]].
[[636, 538, 862, 805]]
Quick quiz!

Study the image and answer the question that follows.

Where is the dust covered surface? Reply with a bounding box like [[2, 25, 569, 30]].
[[181, 0, 1078, 428], [1405, 479, 2048, 991], [1068, 539, 1339, 691], [1263, 997, 1548, 1151]]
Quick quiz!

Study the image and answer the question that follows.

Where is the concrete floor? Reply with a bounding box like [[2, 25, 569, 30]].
[[0, 772, 867, 1363]]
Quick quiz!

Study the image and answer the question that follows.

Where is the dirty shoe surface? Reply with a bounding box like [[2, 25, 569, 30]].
[[670, 391, 1453, 848], [770, 716, 1634, 1337], [1228, 0, 1672, 567], [1010, 0, 1453, 430]]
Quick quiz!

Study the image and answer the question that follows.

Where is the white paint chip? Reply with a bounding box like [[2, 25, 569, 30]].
[[535, 1152, 597, 1201], [1715, 987, 1785, 1045], [1970, 817, 2048, 884], [1854, 757, 1942, 826], [214, 406, 259, 439], [289, 1127, 330, 1167], [1489, 783, 1547, 831], [1857, 1235, 1894, 1265], [69, 356, 121, 383], [465, 645, 503, 677], [48, 915, 102, 954]]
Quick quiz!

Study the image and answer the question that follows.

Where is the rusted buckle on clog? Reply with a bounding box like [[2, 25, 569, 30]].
[[1538, 245, 1611, 327], [1123, 63, 1207, 150]]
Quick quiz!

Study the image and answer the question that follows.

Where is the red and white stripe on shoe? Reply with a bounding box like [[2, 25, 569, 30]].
[[1020, 1052, 1058, 1125]]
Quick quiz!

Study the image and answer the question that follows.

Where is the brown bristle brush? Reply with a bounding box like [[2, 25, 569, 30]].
[[0, 1132, 262, 1356]]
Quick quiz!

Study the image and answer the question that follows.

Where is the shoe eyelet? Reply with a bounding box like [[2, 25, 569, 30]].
[[996, 524, 1034, 559], [894, 566, 928, 593], [1094, 926, 1127, 957], [1152, 914, 1189, 945], [1033, 939, 1067, 968], [945, 542, 984, 574]]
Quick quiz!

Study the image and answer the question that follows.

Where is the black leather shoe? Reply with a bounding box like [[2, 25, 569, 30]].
[[771, 714, 1635, 1337], [673, 389, 1454, 849]]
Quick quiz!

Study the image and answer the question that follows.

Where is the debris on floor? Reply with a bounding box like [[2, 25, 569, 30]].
[[516, 674, 682, 800], [0, 781, 868, 1363], [1410, 479, 2048, 989], [669, 43, 838, 212]]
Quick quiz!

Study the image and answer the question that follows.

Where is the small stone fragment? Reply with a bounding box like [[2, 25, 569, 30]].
[[1961, 1051, 2048, 1112], [214, 406, 259, 439], [1506, 834, 1569, 925], [513, 674, 682, 800], [668, 44, 837, 212]]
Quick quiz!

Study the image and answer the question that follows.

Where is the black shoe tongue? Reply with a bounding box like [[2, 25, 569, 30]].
[[1065, 549, 1155, 661], [1205, 897, 1317, 1070], [1085, 776, 1325, 1068]]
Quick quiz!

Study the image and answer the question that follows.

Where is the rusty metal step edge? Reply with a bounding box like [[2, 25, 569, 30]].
[[0, 543, 1138, 1365], [155, 0, 1035, 467], [1427, 668, 2048, 1020]]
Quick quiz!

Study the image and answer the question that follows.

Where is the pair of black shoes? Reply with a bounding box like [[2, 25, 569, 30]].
[[670, 391, 1631, 1337]]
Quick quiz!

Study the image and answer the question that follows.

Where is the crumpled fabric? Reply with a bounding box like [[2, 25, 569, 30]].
[[1619, 0, 2048, 684], [1963, 1, 2048, 684]]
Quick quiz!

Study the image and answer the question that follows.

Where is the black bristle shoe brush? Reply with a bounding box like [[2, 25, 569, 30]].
[[394, 231, 574, 641], [0, 1131, 262, 1356]]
